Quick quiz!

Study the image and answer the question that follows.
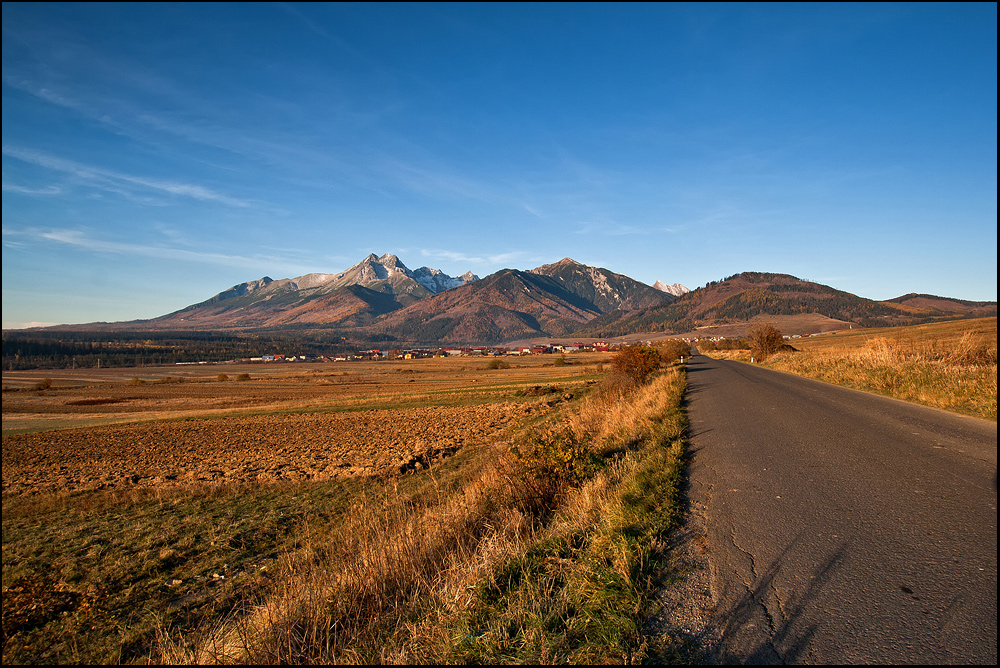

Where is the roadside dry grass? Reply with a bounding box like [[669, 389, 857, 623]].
[[3, 353, 693, 664], [706, 318, 997, 420], [154, 367, 690, 664]]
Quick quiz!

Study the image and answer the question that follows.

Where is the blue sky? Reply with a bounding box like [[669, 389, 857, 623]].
[[2, 2, 996, 329]]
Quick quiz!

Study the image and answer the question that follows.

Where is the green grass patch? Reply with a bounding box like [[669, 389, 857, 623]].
[[2, 480, 362, 664], [445, 370, 691, 664]]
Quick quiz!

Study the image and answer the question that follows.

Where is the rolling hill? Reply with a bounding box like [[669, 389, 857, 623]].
[[574, 272, 996, 338]]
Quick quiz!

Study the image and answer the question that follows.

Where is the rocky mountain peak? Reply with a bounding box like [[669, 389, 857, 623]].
[[531, 257, 582, 274], [653, 280, 690, 297], [377, 253, 409, 272]]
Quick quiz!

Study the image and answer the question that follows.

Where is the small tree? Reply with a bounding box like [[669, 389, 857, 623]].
[[747, 323, 784, 361]]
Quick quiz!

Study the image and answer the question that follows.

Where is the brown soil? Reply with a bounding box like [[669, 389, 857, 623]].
[[2, 357, 599, 496], [2, 403, 532, 495]]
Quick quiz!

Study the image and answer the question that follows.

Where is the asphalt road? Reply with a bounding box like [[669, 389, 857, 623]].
[[685, 352, 997, 664]]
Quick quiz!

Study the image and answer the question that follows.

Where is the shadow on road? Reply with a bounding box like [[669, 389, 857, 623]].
[[712, 535, 850, 664]]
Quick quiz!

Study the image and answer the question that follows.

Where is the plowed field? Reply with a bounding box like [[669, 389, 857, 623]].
[[2, 355, 603, 495], [2, 403, 537, 495]]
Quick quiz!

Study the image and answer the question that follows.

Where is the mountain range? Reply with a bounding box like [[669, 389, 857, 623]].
[[31, 254, 996, 344]]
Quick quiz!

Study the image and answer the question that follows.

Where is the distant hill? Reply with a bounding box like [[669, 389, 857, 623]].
[[369, 269, 599, 342], [574, 272, 990, 338], [882, 293, 997, 318], [140, 255, 677, 343], [17, 261, 993, 344]]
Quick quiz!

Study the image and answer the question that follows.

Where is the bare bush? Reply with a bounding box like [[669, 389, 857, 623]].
[[717, 338, 750, 350], [607, 345, 661, 394], [656, 339, 692, 364], [747, 323, 784, 361]]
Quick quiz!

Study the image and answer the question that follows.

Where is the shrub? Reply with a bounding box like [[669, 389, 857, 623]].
[[508, 426, 601, 514], [747, 323, 784, 361], [656, 339, 692, 364], [716, 338, 750, 351], [236, 373, 251, 382], [217, 373, 229, 382], [485, 358, 511, 370], [608, 345, 661, 392], [34, 378, 53, 391]]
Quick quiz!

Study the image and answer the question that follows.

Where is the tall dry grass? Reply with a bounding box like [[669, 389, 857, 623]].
[[156, 367, 690, 664], [156, 448, 536, 663], [764, 329, 997, 420]]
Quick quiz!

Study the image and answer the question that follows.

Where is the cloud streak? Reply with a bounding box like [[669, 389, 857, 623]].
[[2, 226, 315, 276], [2, 183, 62, 195], [2, 145, 254, 208], [418, 247, 544, 268]]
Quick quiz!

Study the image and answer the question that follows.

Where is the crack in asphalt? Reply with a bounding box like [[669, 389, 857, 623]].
[[728, 525, 782, 657]]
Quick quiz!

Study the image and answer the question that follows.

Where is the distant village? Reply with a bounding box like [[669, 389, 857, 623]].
[[245, 341, 623, 364], [169, 341, 659, 365], [173, 331, 835, 365]]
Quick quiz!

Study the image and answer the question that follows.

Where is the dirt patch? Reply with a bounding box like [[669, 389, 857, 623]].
[[2, 403, 532, 495]]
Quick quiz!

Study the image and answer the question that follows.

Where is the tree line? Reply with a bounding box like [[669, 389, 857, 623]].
[[1, 331, 356, 370]]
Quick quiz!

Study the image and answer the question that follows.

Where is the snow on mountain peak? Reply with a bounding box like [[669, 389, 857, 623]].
[[292, 273, 338, 289], [411, 266, 479, 293], [652, 280, 690, 297], [377, 253, 409, 273]]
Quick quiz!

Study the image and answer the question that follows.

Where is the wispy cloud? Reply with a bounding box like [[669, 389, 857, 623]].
[[376, 156, 548, 217], [380, 159, 502, 204], [418, 248, 544, 268], [1, 183, 62, 195], [3, 75, 94, 116], [2, 320, 62, 330], [2, 226, 313, 276], [574, 220, 652, 236], [2, 145, 254, 208], [7, 66, 402, 193]]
